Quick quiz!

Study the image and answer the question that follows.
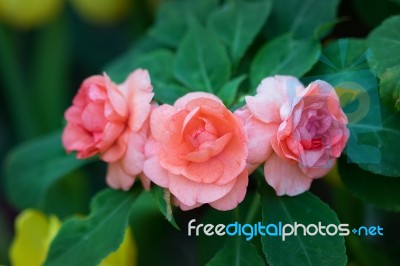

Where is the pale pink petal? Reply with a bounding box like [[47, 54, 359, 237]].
[[168, 173, 236, 206], [246, 76, 304, 123], [77, 76, 105, 105], [120, 131, 147, 176], [144, 136, 161, 158], [104, 74, 128, 118], [210, 170, 248, 211], [302, 80, 338, 99], [184, 133, 232, 163], [257, 75, 304, 96], [101, 122, 126, 152], [143, 156, 170, 188], [299, 149, 326, 168], [182, 158, 224, 183], [243, 116, 278, 165], [300, 158, 336, 178], [101, 133, 127, 163], [65, 106, 82, 124], [158, 148, 189, 175], [264, 153, 312, 196], [180, 107, 201, 139], [62, 124, 94, 154], [174, 92, 222, 109], [120, 69, 154, 131], [172, 196, 203, 211], [81, 102, 107, 132], [214, 134, 247, 185], [150, 105, 177, 142], [106, 162, 135, 191]]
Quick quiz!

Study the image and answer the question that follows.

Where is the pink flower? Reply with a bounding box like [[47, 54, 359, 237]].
[[143, 92, 248, 210], [62, 69, 154, 190], [236, 76, 349, 196]]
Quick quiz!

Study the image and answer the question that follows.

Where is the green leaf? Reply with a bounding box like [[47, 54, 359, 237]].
[[367, 15, 400, 76], [313, 18, 346, 40], [208, 0, 272, 65], [155, 83, 190, 105], [150, 185, 179, 230], [309, 39, 369, 75], [45, 189, 140, 266], [4, 131, 92, 210], [260, 187, 347, 266], [104, 36, 164, 83], [149, 0, 219, 47], [134, 51, 190, 104], [250, 34, 320, 88], [206, 237, 264, 266], [265, 0, 340, 39], [174, 24, 231, 93], [379, 65, 400, 112], [130, 50, 189, 104], [217, 75, 246, 107], [133, 50, 173, 79], [42, 171, 91, 219], [368, 16, 400, 112], [339, 157, 400, 212], [348, 106, 400, 177]]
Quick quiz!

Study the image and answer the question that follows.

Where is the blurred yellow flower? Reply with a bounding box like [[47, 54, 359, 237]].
[[70, 0, 131, 25], [9, 209, 137, 266], [9, 209, 61, 266], [100, 227, 137, 266], [0, 0, 63, 29]]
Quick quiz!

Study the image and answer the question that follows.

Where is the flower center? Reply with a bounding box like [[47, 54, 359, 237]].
[[187, 126, 217, 148], [310, 137, 323, 150]]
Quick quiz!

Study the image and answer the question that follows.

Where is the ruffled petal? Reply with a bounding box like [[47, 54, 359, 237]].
[[264, 153, 312, 196], [210, 170, 248, 211]]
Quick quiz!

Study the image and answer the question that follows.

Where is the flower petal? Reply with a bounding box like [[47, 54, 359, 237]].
[[174, 92, 222, 109], [106, 162, 135, 191], [120, 69, 154, 131], [168, 172, 236, 206], [209, 170, 248, 211], [143, 156, 170, 188], [264, 153, 312, 196], [300, 158, 336, 178]]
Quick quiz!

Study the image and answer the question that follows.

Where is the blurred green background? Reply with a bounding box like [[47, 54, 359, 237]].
[[0, 0, 160, 264]]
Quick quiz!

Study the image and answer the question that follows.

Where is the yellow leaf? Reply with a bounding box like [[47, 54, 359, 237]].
[[9, 209, 61, 266]]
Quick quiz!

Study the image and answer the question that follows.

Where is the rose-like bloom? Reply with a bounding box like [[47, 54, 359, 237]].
[[143, 92, 248, 211], [236, 76, 349, 196], [62, 69, 153, 190]]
